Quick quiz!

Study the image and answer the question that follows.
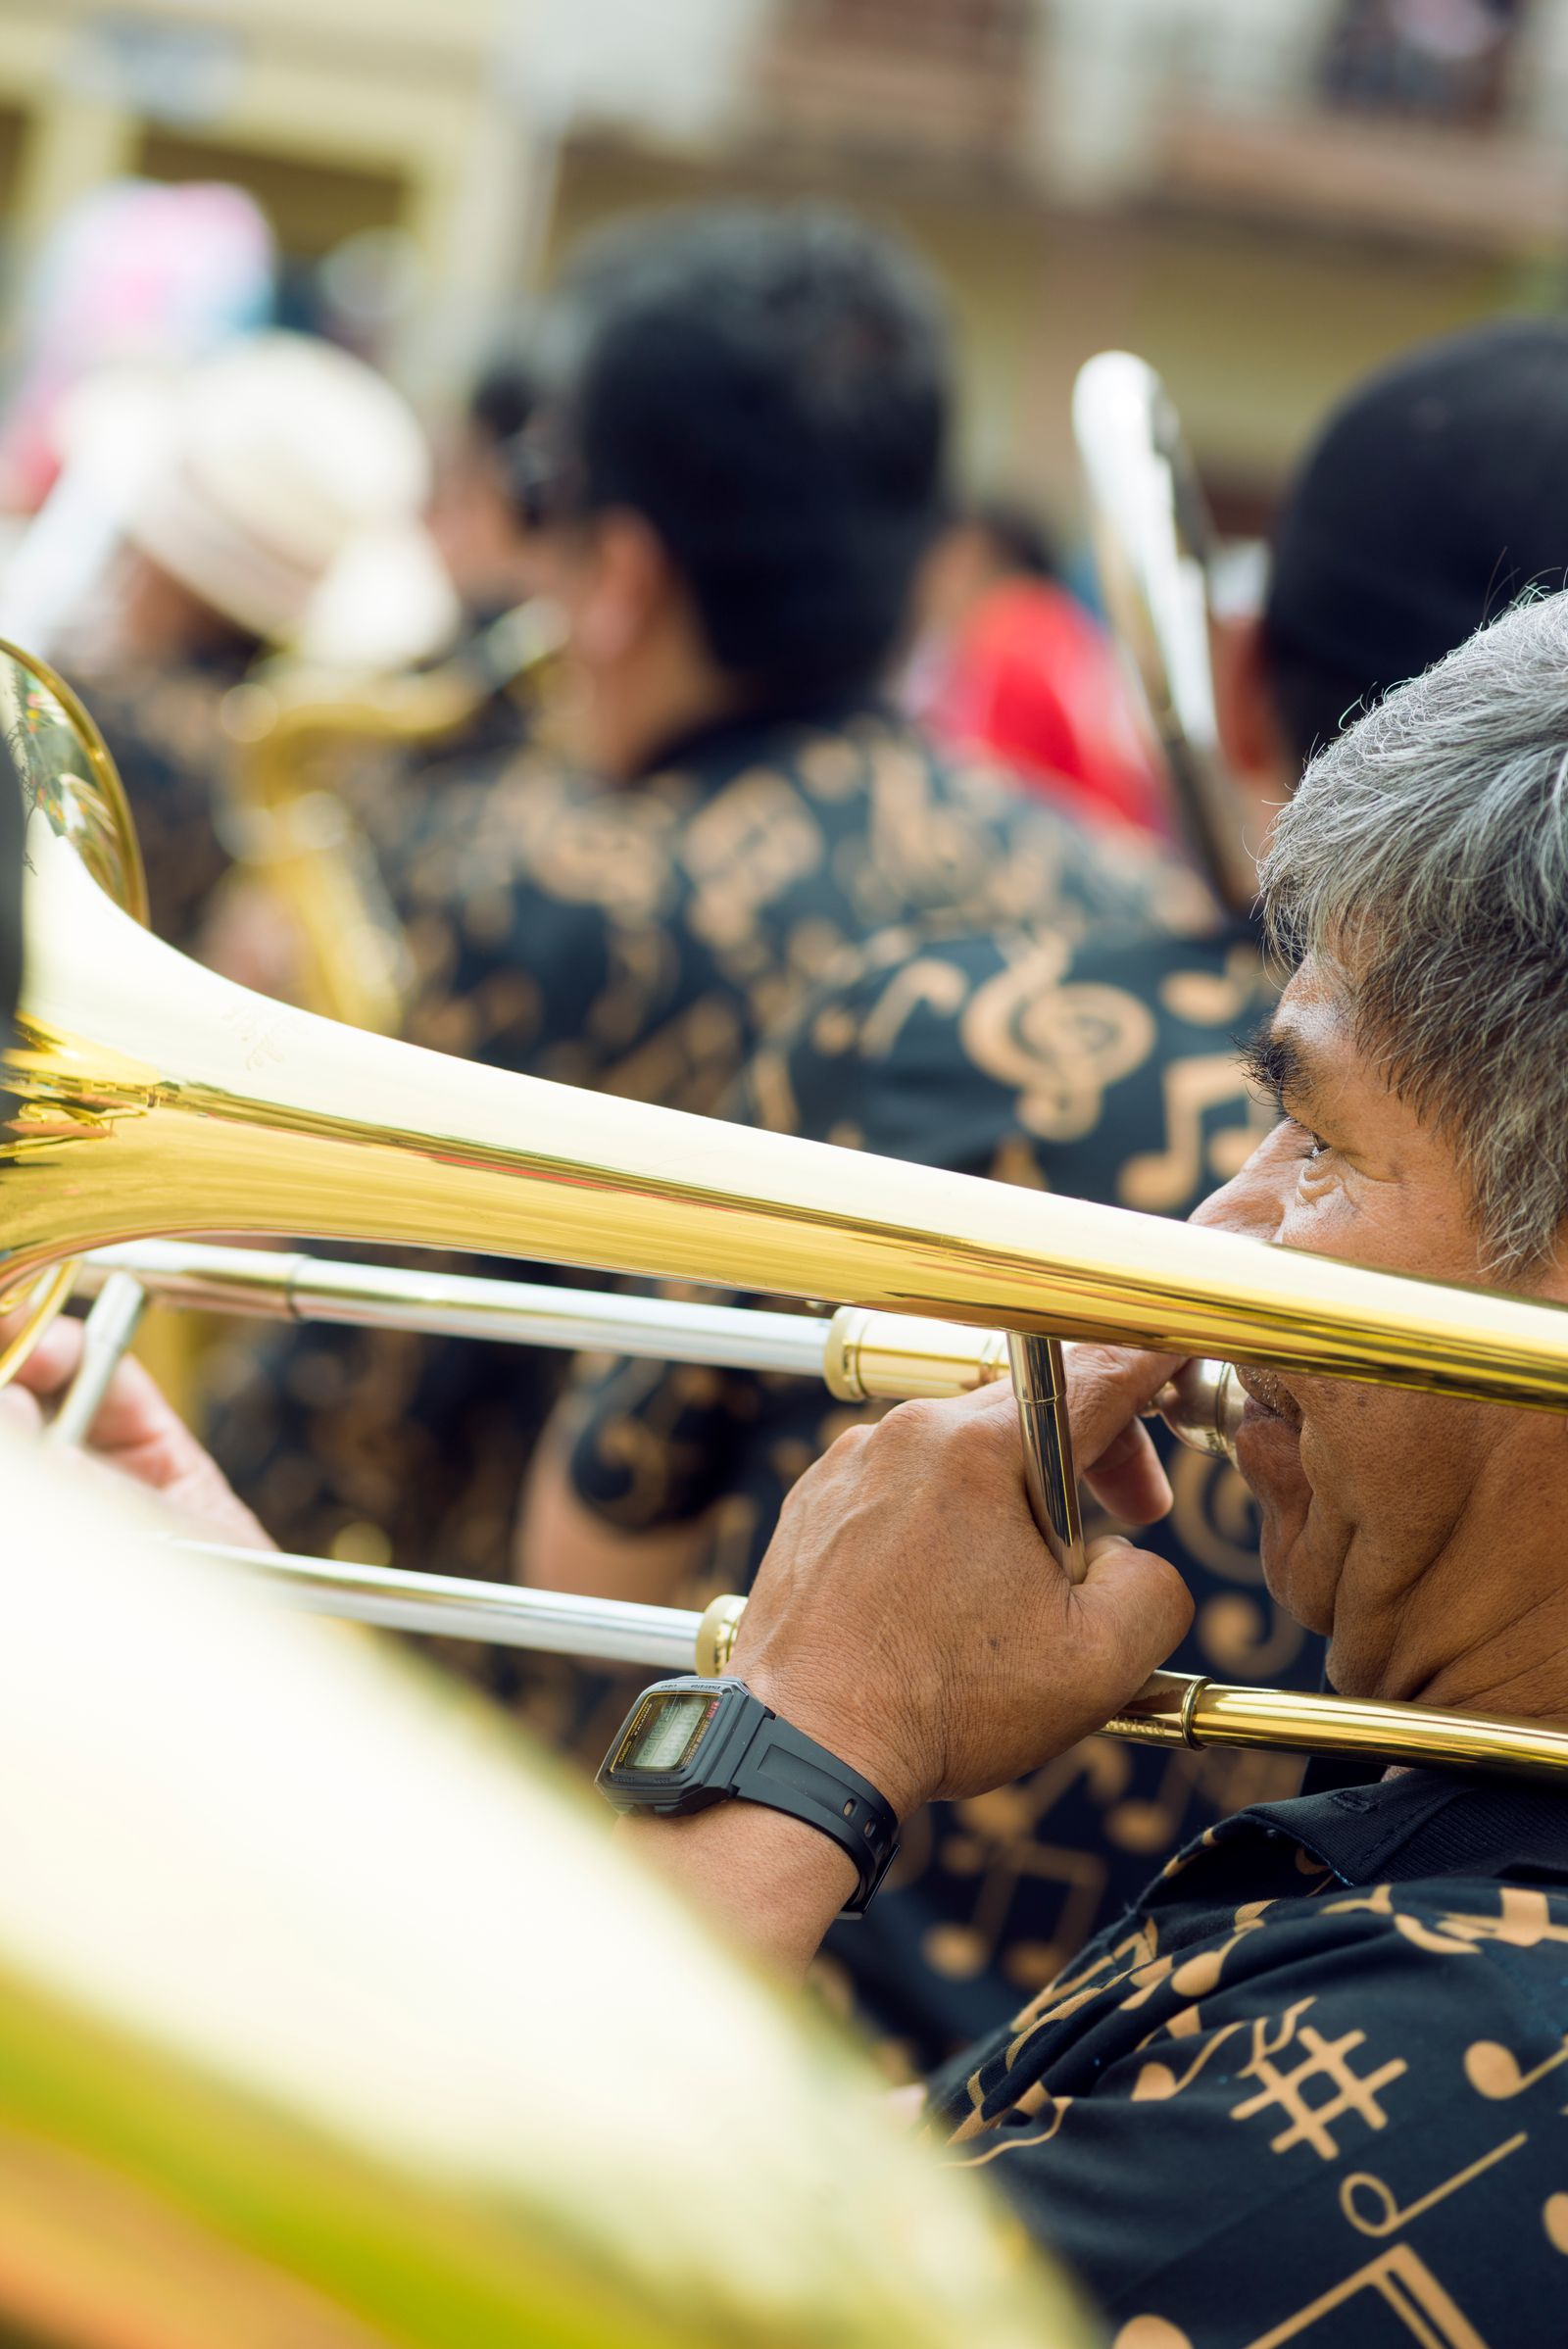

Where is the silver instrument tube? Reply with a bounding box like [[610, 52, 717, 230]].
[[189, 1543, 706, 1671], [78, 1243, 1248, 1464], [46, 1270, 149, 1445], [79, 1242, 833, 1377]]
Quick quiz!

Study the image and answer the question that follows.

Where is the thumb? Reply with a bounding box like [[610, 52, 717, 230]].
[[1075, 1534, 1195, 1699]]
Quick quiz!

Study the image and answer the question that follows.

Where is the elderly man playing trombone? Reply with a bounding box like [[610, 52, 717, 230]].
[[594, 594, 1568, 2345], [11, 597, 1568, 2343]]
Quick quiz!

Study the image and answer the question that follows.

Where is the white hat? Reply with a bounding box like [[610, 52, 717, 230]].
[[123, 331, 459, 668]]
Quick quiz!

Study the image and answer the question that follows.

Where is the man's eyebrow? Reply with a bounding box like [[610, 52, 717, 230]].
[[1239, 1018, 1322, 1113]]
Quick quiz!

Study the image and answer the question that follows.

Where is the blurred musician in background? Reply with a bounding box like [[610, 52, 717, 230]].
[[528, 314, 1568, 2068], [620, 590, 1568, 2340], [906, 495, 1170, 841], [209, 202, 1204, 1584], [29, 331, 455, 959], [427, 344, 546, 633]]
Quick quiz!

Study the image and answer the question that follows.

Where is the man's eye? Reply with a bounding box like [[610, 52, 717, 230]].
[[1297, 1125, 1332, 1163]]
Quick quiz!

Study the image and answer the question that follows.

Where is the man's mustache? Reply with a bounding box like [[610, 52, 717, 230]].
[[1236, 1365, 1303, 1428]]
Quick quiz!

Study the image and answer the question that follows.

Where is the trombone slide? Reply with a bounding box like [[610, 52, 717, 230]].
[[186, 1542, 1568, 1786], [76, 1243, 1241, 1456]]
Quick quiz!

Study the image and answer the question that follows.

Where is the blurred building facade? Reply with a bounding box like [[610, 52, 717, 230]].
[[3, 0, 1567, 522]]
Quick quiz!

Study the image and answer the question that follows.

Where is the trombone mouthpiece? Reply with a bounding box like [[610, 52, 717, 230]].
[[1152, 1358, 1245, 1466]]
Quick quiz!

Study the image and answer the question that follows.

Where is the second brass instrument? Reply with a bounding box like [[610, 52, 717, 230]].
[[217, 598, 565, 1031]]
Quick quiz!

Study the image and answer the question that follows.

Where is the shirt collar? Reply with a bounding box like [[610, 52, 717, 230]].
[[629, 690, 894, 783], [1232, 1767, 1568, 1890]]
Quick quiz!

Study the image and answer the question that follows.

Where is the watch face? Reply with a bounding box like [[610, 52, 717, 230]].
[[614, 1689, 720, 1777]]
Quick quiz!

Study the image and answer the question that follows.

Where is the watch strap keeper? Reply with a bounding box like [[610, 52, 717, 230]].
[[732, 1713, 899, 1919]]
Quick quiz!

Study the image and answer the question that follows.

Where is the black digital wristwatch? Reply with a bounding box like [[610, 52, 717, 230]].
[[596, 1676, 899, 1919]]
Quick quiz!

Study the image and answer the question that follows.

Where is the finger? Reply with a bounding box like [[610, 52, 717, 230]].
[[1079, 1415, 1172, 1527], [1076, 1534, 1194, 1692], [68, 1349, 190, 1464], [0, 1384, 44, 1436], [1067, 1346, 1181, 1523], [961, 1352, 1175, 1527], [6, 1313, 86, 1399]]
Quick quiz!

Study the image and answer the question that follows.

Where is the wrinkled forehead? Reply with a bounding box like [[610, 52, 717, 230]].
[[1262, 954, 1359, 1107]]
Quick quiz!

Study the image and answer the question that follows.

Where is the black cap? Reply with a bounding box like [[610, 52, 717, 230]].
[[1266, 318, 1568, 695]]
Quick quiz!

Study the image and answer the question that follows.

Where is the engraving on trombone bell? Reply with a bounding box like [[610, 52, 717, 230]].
[[218, 1000, 294, 1077]]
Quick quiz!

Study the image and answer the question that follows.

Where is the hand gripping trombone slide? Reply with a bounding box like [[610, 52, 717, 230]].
[[7, 635, 1568, 1786]]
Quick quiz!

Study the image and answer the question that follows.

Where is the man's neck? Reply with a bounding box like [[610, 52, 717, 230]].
[[1335, 1466, 1568, 1729]]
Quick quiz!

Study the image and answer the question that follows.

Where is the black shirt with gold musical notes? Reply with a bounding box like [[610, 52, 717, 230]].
[[389, 697, 1209, 1105], [559, 917, 1325, 2073], [212, 705, 1205, 1580], [926, 1766, 1568, 2347]]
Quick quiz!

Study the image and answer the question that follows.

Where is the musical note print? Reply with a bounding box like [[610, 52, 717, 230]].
[[1340, 2133, 1527, 2236], [960, 949, 1157, 1142], [1116, 1052, 1266, 1213], [1229, 1999, 1407, 2160], [1463, 2032, 1568, 2101], [1131, 2018, 1246, 2102], [1111, 2243, 1492, 2349], [1545, 2195, 1568, 2256], [1249, 2246, 1488, 2349]]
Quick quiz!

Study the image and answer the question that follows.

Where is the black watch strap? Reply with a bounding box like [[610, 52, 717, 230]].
[[731, 1711, 899, 1919]]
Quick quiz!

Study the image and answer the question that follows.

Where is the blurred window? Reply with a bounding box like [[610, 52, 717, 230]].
[[784, 0, 1033, 67], [1320, 0, 1528, 124], [133, 131, 407, 327]]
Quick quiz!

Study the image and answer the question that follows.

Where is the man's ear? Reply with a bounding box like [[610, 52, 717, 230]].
[[570, 509, 679, 667], [1213, 612, 1287, 783]]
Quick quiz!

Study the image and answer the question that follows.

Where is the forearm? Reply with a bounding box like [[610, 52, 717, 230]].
[[620, 1802, 855, 1982], [516, 1416, 709, 1601]]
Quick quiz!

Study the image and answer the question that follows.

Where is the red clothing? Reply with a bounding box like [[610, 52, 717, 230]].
[[919, 578, 1169, 840]]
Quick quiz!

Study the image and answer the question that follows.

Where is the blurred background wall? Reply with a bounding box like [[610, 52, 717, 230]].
[[2, 0, 1563, 532]]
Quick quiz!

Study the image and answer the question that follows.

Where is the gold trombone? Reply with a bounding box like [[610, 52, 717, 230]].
[[7, 636, 1568, 1787]]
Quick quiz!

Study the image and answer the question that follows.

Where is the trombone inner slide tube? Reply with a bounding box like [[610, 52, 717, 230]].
[[187, 1544, 1568, 1786], [14, 776, 1568, 1413], [192, 1545, 707, 1672]]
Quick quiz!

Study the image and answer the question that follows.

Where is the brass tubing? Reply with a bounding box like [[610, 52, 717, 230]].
[[1106, 1671, 1568, 1784], [183, 1545, 1568, 1785], [1006, 1334, 1086, 1581], [13, 684, 1568, 1417], [77, 1243, 833, 1377]]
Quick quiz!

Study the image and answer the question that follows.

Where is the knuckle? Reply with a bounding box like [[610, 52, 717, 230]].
[[877, 1395, 951, 1444]]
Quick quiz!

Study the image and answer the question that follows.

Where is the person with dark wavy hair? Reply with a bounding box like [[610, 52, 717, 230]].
[[209, 203, 1200, 1588]]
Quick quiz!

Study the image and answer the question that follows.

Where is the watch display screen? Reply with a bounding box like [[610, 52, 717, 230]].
[[619, 1691, 717, 1775]]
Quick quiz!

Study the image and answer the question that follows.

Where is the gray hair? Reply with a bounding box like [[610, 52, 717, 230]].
[[1259, 590, 1568, 1274]]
